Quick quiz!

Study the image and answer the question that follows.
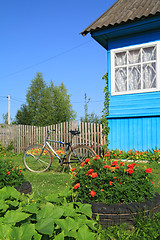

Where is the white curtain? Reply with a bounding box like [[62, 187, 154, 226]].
[[114, 46, 156, 92]]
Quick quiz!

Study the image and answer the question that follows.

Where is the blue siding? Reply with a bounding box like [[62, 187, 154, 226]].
[[108, 116, 160, 151], [108, 92, 160, 118], [92, 15, 160, 151]]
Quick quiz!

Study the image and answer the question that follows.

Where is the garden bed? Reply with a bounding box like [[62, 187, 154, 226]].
[[91, 193, 160, 227]]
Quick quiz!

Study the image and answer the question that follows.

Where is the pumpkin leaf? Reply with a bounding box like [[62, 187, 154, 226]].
[[3, 210, 31, 225]]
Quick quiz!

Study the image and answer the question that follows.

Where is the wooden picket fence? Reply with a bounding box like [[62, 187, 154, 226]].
[[0, 121, 106, 155]]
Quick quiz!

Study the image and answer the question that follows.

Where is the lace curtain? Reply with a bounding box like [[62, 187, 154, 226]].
[[114, 46, 156, 93]]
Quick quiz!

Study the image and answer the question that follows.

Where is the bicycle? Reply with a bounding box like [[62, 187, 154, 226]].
[[23, 129, 96, 173]]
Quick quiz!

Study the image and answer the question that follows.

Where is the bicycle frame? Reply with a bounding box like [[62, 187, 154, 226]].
[[44, 139, 70, 163]]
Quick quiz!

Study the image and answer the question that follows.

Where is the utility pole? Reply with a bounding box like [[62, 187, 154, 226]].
[[8, 95, 10, 125]]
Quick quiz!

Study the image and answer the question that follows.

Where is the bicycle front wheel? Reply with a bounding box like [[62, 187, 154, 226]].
[[67, 145, 96, 170], [23, 144, 52, 173]]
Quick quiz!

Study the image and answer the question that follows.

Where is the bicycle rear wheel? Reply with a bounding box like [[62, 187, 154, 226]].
[[23, 144, 52, 173], [67, 145, 96, 170]]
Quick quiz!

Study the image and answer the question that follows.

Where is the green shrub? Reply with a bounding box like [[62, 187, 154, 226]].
[[71, 157, 155, 204], [0, 159, 25, 189]]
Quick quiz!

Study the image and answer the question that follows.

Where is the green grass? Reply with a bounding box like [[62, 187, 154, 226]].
[[2, 154, 71, 199], [1, 154, 160, 239]]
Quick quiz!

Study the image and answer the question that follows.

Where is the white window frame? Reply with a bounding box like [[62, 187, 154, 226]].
[[111, 41, 160, 96]]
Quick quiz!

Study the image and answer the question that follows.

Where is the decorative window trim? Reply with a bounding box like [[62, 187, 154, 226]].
[[111, 41, 160, 96]]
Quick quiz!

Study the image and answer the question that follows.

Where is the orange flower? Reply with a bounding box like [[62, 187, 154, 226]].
[[91, 172, 98, 178], [73, 183, 80, 189], [110, 167, 115, 172], [81, 162, 85, 167], [85, 158, 90, 163], [109, 181, 113, 185], [90, 190, 96, 197], [101, 189, 104, 192], [104, 165, 110, 169], [94, 155, 100, 160]]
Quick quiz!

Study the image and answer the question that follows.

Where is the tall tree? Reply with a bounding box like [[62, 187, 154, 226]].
[[14, 73, 76, 126], [80, 93, 100, 123]]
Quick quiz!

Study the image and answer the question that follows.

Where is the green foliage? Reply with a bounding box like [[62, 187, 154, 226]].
[[71, 157, 155, 204], [0, 186, 97, 239], [0, 159, 25, 189], [14, 72, 76, 126], [0, 141, 15, 155], [101, 73, 110, 147]]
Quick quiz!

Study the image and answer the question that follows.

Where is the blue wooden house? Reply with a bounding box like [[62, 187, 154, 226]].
[[81, 0, 160, 151]]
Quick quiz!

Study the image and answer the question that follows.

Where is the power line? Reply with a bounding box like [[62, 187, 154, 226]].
[[0, 40, 93, 80]]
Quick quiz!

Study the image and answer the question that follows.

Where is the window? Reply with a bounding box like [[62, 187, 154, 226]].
[[111, 41, 160, 95]]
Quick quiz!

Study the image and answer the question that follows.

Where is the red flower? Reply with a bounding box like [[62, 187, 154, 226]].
[[113, 177, 117, 180], [127, 168, 133, 174], [87, 169, 94, 175], [85, 158, 90, 163], [119, 162, 124, 166], [91, 172, 98, 178], [90, 191, 96, 197], [71, 168, 75, 172], [94, 155, 100, 160], [104, 165, 110, 169], [128, 163, 136, 169], [115, 165, 120, 169], [112, 161, 118, 166], [101, 189, 104, 192], [109, 181, 113, 185], [81, 162, 85, 167], [151, 181, 153, 184], [7, 171, 10, 175], [145, 168, 152, 173], [19, 170, 22, 172], [74, 183, 80, 189]]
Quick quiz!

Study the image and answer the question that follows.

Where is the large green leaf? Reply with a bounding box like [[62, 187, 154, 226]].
[[77, 225, 96, 240], [37, 204, 64, 220], [45, 193, 61, 204], [0, 224, 12, 240], [61, 203, 77, 217], [35, 217, 55, 236], [22, 202, 39, 214], [53, 231, 64, 240], [55, 217, 78, 235], [76, 204, 92, 218], [0, 200, 8, 212], [3, 210, 31, 225]]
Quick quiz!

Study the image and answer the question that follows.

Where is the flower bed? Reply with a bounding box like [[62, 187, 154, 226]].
[[70, 156, 160, 226], [104, 149, 160, 162], [0, 158, 25, 189], [72, 157, 155, 204]]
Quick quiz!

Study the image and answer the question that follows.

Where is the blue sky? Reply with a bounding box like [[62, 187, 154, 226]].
[[0, 0, 116, 123]]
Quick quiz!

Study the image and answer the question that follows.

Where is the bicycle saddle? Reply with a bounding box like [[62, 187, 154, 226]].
[[70, 130, 80, 135]]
